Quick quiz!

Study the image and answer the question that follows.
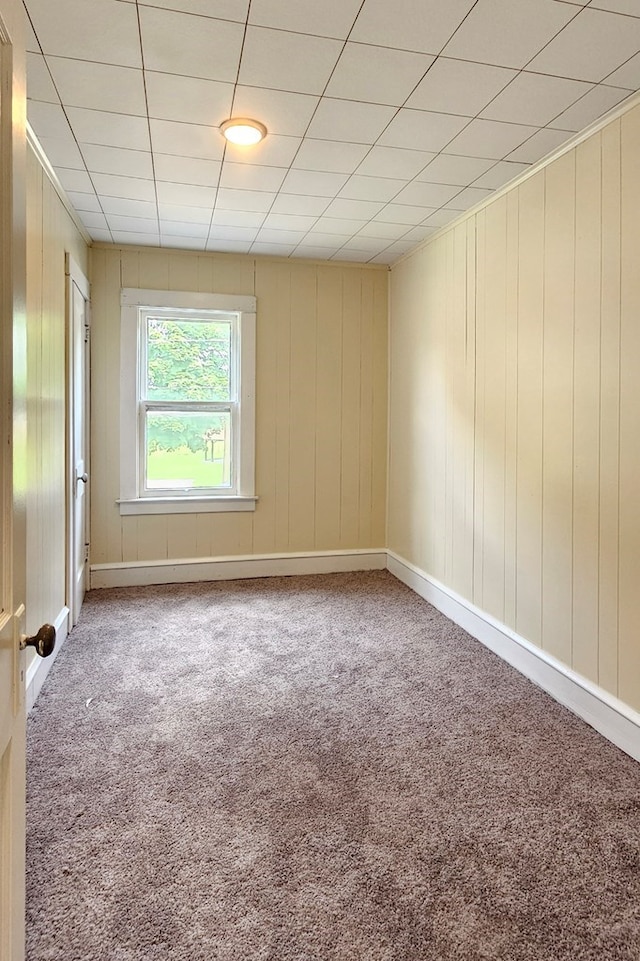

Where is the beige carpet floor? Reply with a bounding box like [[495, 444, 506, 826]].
[[26, 571, 640, 960]]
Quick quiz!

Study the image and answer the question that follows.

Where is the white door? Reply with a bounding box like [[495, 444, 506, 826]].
[[67, 259, 90, 627], [0, 2, 27, 959]]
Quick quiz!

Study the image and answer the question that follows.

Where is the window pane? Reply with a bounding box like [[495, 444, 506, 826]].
[[145, 411, 231, 490], [146, 318, 231, 401]]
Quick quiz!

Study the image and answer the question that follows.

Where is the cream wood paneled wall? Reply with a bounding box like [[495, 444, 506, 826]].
[[389, 102, 640, 713], [89, 246, 387, 564], [25, 145, 89, 635]]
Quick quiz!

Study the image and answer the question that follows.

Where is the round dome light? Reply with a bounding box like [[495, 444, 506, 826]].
[[220, 118, 267, 146]]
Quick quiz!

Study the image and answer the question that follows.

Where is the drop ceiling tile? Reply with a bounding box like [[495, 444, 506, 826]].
[[250, 242, 297, 256], [308, 219, 367, 236], [306, 99, 396, 144], [472, 160, 530, 188], [444, 185, 493, 210], [219, 163, 287, 192], [46, 57, 146, 115], [322, 198, 386, 219], [150, 120, 224, 162], [138, 0, 250, 21], [270, 194, 331, 216], [27, 100, 73, 140], [216, 188, 277, 212], [67, 107, 151, 151], [442, 0, 577, 69], [238, 26, 342, 95], [26, 0, 142, 67], [331, 249, 374, 262], [208, 225, 260, 242], [263, 212, 318, 231], [377, 239, 422, 258], [232, 86, 320, 138], [81, 144, 153, 179], [161, 236, 207, 251], [146, 72, 234, 126], [56, 168, 95, 193], [206, 240, 253, 253], [139, 7, 244, 83], [326, 44, 435, 107], [355, 146, 435, 180], [281, 169, 350, 197], [378, 109, 471, 152], [292, 139, 370, 174], [154, 155, 221, 187], [25, 15, 41, 53], [528, 8, 640, 82], [445, 118, 536, 160], [158, 220, 210, 238], [507, 126, 573, 163], [590, 0, 640, 12], [293, 245, 342, 259], [156, 182, 216, 207], [301, 231, 355, 246], [111, 231, 160, 246], [481, 72, 592, 126], [88, 228, 113, 242], [422, 208, 460, 227], [369, 244, 415, 266], [37, 136, 85, 169], [605, 53, 640, 89], [256, 228, 307, 244], [393, 181, 461, 207], [67, 190, 103, 213], [407, 58, 517, 116], [417, 154, 494, 185], [249, 0, 363, 38], [374, 204, 430, 225], [398, 225, 437, 246], [224, 135, 302, 168], [212, 209, 266, 228], [78, 211, 108, 230], [351, 0, 476, 55], [106, 214, 159, 232], [93, 172, 156, 201], [547, 84, 633, 131], [158, 204, 212, 223], [27, 53, 58, 103], [340, 236, 388, 253], [357, 222, 410, 241], [338, 175, 407, 202], [102, 198, 158, 218]]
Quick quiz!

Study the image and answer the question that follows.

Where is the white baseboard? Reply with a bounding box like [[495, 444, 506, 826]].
[[387, 551, 640, 763], [26, 605, 70, 713], [90, 549, 388, 589]]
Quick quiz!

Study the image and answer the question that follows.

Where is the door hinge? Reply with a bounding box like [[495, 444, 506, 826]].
[[84, 543, 90, 563]]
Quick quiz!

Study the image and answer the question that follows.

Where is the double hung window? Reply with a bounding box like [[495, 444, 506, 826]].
[[119, 289, 256, 515]]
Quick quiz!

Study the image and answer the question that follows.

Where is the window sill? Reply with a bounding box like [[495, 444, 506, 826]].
[[117, 496, 258, 516]]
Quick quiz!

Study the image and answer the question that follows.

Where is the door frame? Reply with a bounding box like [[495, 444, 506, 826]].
[[65, 254, 90, 629], [0, 0, 27, 958]]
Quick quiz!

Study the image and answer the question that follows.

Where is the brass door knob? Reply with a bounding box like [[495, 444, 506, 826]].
[[20, 624, 56, 658]]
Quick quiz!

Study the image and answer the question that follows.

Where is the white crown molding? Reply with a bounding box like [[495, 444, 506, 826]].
[[26, 121, 92, 246], [393, 88, 640, 268]]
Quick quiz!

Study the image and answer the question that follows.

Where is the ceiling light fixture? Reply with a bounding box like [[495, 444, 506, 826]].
[[220, 118, 267, 146]]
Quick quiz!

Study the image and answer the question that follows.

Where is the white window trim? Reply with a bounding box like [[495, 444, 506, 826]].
[[118, 288, 257, 516]]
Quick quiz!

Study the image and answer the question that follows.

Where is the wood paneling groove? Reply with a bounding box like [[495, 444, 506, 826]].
[[89, 249, 388, 567], [388, 102, 640, 713]]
